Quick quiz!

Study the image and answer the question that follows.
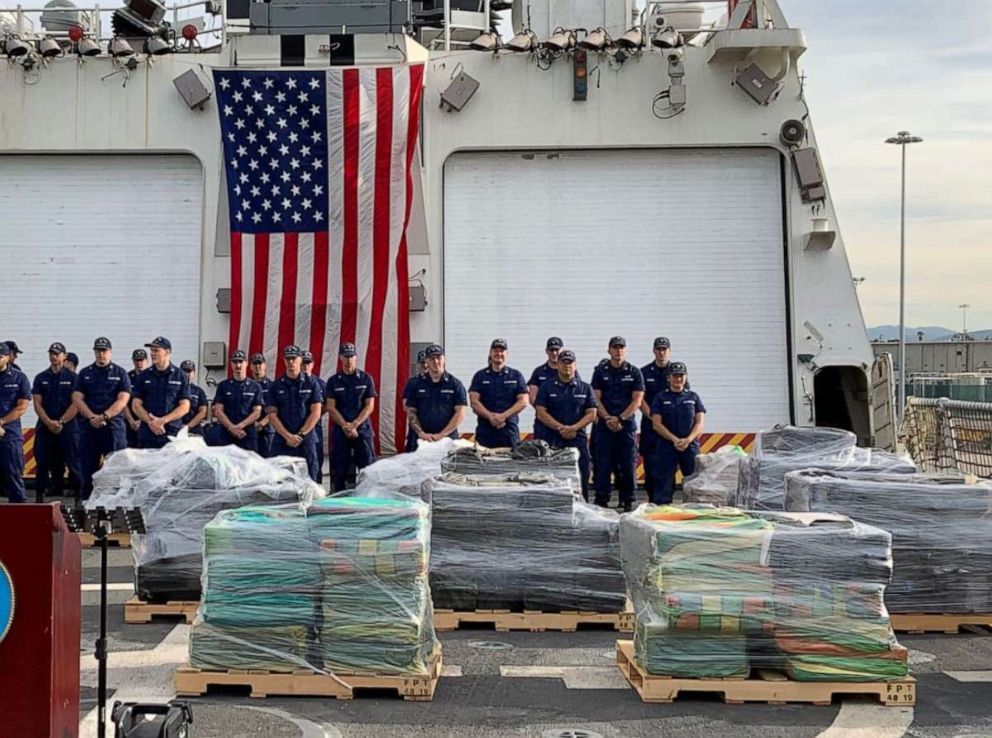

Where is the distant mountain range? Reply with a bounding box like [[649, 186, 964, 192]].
[[868, 325, 992, 342]]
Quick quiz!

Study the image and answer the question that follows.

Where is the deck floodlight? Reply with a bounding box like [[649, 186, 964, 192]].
[[77, 37, 101, 56], [4, 37, 31, 58], [579, 28, 609, 51], [615, 27, 643, 50], [39, 37, 64, 58], [469, 30, 499, 52], [542, 28, 575, 52], [109, 36, 135, 57], [504, 29, 537, 53], [143, 35, 170, 55], [652, 27, 683, 49]]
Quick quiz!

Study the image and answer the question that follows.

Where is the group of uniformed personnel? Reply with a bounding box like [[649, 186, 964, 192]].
[[0, 333, 705, 508]]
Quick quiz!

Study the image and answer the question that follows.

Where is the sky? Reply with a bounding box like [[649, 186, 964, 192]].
[[780, 0, 992, 330]]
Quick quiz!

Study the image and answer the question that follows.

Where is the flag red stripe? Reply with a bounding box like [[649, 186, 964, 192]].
[[229, 232, 243, 363], [278, 233, 299, 356], [249, 234, 269, 359], [366, 67, 394, 453], [309, 231, 330, 377], [340, 68, 360, 350], [394, 64, 424, 452]]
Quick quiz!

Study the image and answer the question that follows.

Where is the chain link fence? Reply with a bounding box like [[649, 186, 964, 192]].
[[901, 398, 992, 478]]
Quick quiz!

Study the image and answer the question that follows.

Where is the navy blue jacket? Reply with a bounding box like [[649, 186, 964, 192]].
[[470, 365, 528, 438], [535, 377, 597, 447], [215, 378, 264, 437], [32, 367, 78, 423], [650, 388, 707, 446], [268, 373, 324, 438], [132, 364, 192, 442], [591, 360, 645, 430], [404, 372, 468, 436], [0, 367, 32, 438], [74, 363, 132, 430], [326, 369, 377, 436]]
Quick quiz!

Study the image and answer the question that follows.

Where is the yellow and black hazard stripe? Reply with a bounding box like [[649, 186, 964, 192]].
[[22, 428, 36, 479]]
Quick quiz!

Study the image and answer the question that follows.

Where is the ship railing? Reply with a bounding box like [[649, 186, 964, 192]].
[[901, 397, 992, 479]]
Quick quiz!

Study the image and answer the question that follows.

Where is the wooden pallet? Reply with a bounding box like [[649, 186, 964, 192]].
[[174, 646, 442, 700], [615, 640, 916, 706], [124, 596, 199, 624], [76, 531, 131, 548], [891, 613, 992, 635], [434, 608, 634, 633]]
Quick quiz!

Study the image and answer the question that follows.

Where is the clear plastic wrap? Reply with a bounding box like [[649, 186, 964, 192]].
[[785, 469, 992, 614], [86, 434, 323, 602], [354, 438, 459, 501], [682, 445, 747, 505], [440, 440, 581, 490], [734, 425, 917, 510], [190, 496, 437, 677], [428, 472, 626, 613], [620, 505, 908, 682]]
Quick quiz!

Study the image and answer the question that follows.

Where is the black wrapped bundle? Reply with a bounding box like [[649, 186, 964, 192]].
[[784, 470, 992, 614], [440, 441, 581, 490]]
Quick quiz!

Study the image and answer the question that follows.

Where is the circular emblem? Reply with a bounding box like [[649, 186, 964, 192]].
[[0, 562, 13, 644]]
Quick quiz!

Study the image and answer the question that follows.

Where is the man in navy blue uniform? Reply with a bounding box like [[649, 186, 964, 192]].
[[325, 343, 377, 491], [72, 337, 132, 499], [535, 350, 598, 501], [180, 360, 209, 436], [210, 350, 264, 451], [31, 342, 81, 498], [267, 345, 324, 481], [527, 336, 564, 442], [0, 341, 31, 503], [3, 341, 24, 372], [639, 337, 685, 501], [65, 352, 79, 372], [250, 353, 276, 457], [132, 337, 192, 449], [401, 349, 428, 452], [469, 338, 529, 449], [404, 344, 467, 452], [125, 349, 149, 447], [302, 351, 328, 483], [650, 362, 706, 505], [591, 336, 645, 512]]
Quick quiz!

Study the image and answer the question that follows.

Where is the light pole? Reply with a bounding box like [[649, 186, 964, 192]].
[[959, 303, 970, 337], [885, 130, 923, 421]]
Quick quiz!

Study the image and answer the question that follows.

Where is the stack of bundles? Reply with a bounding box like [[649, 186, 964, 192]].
[[620, 506, 908, 682], [763, 511, 907, 681], [682, 445, 748, 505], [429, 473, 625, 612], [785, 470, 992, 614], [735, 425, 917, 510], [355, 438, 457, 502], [191, 506, 319, 672], [307, 497, 437, 676], [440, 441, 581, 492], [87, 436, 322, 602]]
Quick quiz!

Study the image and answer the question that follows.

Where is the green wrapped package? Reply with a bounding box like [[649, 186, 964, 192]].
[[190, 621, 312, 672]]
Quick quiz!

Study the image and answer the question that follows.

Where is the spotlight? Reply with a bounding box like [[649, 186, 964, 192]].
[[109, 36, 135, 57], [504, 29, 537, 53], [39, 37, 64, 58], [578, 28, 609, 51], [4, 37, 31, 58], [469, 30, 499, 52], [652, 27, 683, 49], [542, 28, 575, 52], [77, 37, 101, 56], [615, 28, 644, 50], [143, 35, 170, 55]]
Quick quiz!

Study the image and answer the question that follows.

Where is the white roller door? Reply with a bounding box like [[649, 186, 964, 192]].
[[443, 148, 790, 434], [0, 154, 203, 424]]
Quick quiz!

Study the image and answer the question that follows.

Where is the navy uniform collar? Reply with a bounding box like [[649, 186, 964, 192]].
[[486, 364, 509, 375], [426, 371, 450, 384]]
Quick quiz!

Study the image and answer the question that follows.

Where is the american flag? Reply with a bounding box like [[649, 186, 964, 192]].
[[214, 65, 424, 454]]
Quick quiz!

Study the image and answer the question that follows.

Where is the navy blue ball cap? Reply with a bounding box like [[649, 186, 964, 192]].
[[0, 342, 10, 357], [558, 349, 576, 363], [546, 336, 564, 350], [145, 336, 172, 351], [490, 338, 508, 350], [669, 361, 688, 375], [250, 352, 266, 364], [180, 360, 196, 372], [609, 335, 626, 348], [339, 343, 357, 357], [93, 337, 112, 351], [4, 341, 21, 355], [654, 336, 671, 349], [302, 351, 315, 363], [48, 342, 67, 354], [231, 350, 248, 362], [132, 349, 148, 361], [283, 345, 302, 358], [416, 349, 427, 363], [66, 352, 79, 365], [425, 344, 444, 358]]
